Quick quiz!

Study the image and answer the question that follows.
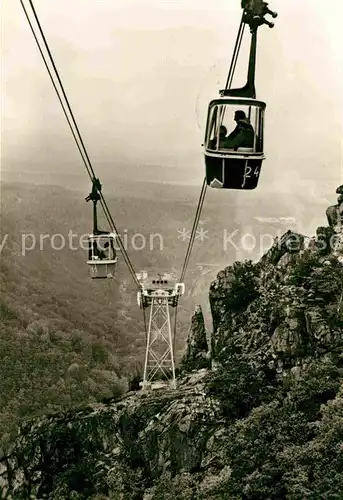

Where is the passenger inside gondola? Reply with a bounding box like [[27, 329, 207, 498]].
[[223, 110, 254, 150], [97, 243, 108, 260], [209, 125, 228, 149], [88, 241, 105, 260], [102, 241, 115, 260]]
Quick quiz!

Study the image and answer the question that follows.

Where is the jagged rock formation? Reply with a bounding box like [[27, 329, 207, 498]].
[[210, 186, 343, 375], [180, 306, 210, 372], [326, 185, 343, 228], [326, 184, 343, 263], [1, 187, 343, 500]]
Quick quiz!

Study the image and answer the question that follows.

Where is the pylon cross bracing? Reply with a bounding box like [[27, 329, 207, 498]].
[[143, 297, 176, 389]]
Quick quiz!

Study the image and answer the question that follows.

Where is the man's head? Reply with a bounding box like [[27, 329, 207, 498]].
[[234, 110, 246, 122]]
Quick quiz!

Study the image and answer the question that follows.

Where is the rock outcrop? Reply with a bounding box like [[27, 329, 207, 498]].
[[209, 187, 343, 375], [326, 184, 343, 263], [180, 306, 210, 372]]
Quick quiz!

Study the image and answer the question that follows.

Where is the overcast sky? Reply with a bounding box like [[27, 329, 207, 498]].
[[2, 0, 343, 195]]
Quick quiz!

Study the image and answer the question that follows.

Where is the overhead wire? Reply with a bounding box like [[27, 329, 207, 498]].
[[174, 177, 207, 359], [142, 303, 148, 344], [172, 303, 178, 355], [179, 177, 207, 284], [19, 0, 92, 179], [24, 0, 96, 179], [225, 11, 246, 91], [20, 0, 142, 291], [228, 23, 245, 90]]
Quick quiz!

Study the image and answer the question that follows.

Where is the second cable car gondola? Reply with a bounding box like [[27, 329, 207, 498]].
[[87, 232, 117, 279], [85, 178, 118, 279], [204, 0, 277, 190]]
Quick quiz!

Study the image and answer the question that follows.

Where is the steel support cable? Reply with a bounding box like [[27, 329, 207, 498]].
[[180, 178, 207, 283], [25, 0, 96, 180], [179, 177, 207, 284], [175, 177, 207, 361], [20, 0, 141, 290], [228, 22, 245, 90], [97, 193, 141, 288], [224, 11, 246, 91], [172, 303, 178, 355], [142, 305, 148, 343], [19, 0, 93, 180]]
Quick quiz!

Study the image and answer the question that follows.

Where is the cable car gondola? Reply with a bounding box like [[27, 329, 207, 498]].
[[85, 178, 118, 279], [204, 0, 277, 190], [87, 232, 117, 279]]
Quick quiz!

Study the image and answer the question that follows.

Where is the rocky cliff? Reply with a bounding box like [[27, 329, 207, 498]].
[[1, 186, 343, 500]]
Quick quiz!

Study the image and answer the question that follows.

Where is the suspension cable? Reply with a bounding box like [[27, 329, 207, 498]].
[[172, 177, 208, 363], [172, 303, 178, 354], [19, 0, 92, 179], [218, 19, 245, 130], [98, 193, 141, 287], [20, 0, 141, 290], [25, 0, 96, 179], [228, 22, 245, 90], [179, 177, 207, 284], [224, 11, 246, 91], [175, 177, 207, 360], [142, 302, 148, 344]]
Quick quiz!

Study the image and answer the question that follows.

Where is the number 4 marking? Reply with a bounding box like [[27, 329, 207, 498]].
[[242, 164, 261, 188]]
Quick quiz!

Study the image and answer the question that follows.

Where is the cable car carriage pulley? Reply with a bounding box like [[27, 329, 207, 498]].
[[204, 0, 277, 190], [86, 178, 118, 279]]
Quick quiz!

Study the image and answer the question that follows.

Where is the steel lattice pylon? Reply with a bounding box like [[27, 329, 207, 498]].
[[143, 297, 176, 389], [136, 271, 185, 390]]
